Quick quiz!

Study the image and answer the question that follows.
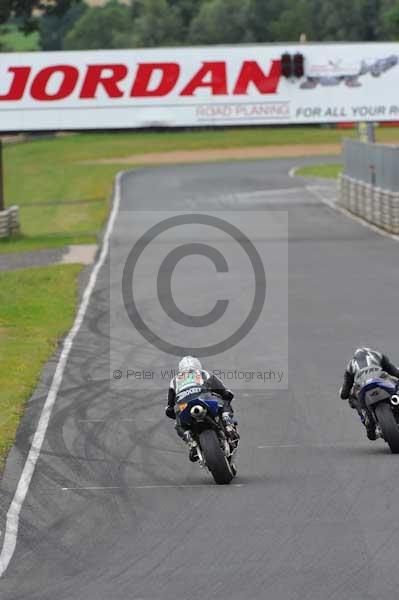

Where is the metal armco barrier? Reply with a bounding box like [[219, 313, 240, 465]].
[[343, 138, 399, 190], [339, 139, 399, 234], [0, 206, 20, 239]]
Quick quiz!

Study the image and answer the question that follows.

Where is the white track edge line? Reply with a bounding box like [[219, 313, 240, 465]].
[[257, 443, 369, 449], [60, 484, 244, 491], [0, 171, 123, 577]]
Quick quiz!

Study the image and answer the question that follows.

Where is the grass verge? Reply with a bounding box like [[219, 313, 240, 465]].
[[0, 264, 82, 468], [295, 163, 343, 179], [2, 126, 399, 253]]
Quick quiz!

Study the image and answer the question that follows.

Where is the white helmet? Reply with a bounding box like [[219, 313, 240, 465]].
[[178, 356, 202, 373]]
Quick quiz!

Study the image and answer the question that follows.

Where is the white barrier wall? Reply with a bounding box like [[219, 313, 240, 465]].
[[1, 43, 399, 131], [339, 175, 399, 235]]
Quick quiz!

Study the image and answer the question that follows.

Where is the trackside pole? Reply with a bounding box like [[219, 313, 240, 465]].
[[358, 121, 376, 143]]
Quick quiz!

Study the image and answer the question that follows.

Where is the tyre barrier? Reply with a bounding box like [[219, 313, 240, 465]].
[[339, 175, 399, 235], [0, 205, 20, 239]]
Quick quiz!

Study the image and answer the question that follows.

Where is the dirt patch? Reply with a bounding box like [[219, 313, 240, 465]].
[[61, 244, 97, 265], [86, 144, 341, 166]]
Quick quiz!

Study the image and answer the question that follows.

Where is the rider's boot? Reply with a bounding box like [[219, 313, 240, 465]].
[[360, 410, 377, 441], [222, 412, 240, 448], [222, 412, 239, 430], [366, 423, 377, 441], [183, 431, 199, 462]]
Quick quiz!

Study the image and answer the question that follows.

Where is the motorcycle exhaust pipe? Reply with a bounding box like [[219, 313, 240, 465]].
[[391, 395, 399, 406], [190, 405, 207, 420]]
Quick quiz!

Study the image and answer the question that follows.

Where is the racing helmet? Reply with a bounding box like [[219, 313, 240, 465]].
[[178, 356, 202, 373], [353, 347, 381, 365]]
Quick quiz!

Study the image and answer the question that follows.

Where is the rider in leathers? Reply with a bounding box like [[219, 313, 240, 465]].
[[165, 356, 236, 461], [340, 347, 399, 440]]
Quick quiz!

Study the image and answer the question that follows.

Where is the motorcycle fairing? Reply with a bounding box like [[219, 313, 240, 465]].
[[358, 377, 396, 407], [178, 397, 221, 427]]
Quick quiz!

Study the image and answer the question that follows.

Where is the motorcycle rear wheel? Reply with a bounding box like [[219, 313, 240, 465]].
[[199, 429, 234, 485], [375, 402, 399, 454]]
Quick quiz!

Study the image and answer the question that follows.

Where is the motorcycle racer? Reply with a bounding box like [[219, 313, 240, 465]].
[[165, 356, 237, 461], [340, 347, 399, 440]]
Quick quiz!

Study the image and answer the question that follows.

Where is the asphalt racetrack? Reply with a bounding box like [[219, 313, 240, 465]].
[[2, 158, 399, 600]]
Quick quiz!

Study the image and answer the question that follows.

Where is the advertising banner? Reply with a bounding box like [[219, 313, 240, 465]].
[[1, 42, 399, 131]]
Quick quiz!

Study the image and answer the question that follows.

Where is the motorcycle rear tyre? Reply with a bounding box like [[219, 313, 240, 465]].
[[375, 402, 399, 454], [199, 429, 234, 485]]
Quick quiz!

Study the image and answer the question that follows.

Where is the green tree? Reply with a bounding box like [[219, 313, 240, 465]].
[[250, 0, 397, 43], [248, 0, 285, 42], [188, 0, 254, 45], [40, 1, 86, 50], [269, 0, 317, 42], [382, 0, 399, 38], [3, 0, 396, 51], [1, 0, 86, 48], [0, 1, 38, 28], [1, 0, 80, 31], [169, 0, 201, 30], [311, 0, 392, 41], [64, 1, 134, 50], [127, 0, 183, 47]]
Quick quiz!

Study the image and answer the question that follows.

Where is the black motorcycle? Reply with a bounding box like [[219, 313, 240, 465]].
[[175, 394, 239, 484], [358, 376, 399, 453]]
